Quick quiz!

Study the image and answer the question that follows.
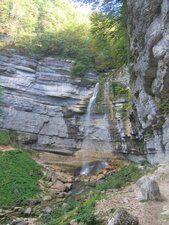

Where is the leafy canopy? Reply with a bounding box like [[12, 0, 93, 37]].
[[0, 0, 128, 76]]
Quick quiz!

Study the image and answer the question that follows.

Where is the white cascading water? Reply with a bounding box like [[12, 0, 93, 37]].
[[85, 82, 99, 137], [80, 83, 99, 176]]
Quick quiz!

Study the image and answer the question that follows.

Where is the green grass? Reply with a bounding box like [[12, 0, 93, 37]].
[[0, 150, 42, 207], [0, 130, 18, 146], [96, 163, 142, 191], [0, 130, 11, 145], [42, 163, 143, 225]]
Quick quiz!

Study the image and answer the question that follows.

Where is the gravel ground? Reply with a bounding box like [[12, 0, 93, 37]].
[[95, 162, 169, 225]]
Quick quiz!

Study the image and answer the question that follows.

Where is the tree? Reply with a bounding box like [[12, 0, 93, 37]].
[[89, 11, 127, 69], [73, 0, 123, 15]]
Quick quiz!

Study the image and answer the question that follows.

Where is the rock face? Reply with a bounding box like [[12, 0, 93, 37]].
[[0, 51, 112, 154], [0, 51, 144, 157], [108, 208, 139, 225], [128, 0, 169, 163], [136, 176, 161, 201]]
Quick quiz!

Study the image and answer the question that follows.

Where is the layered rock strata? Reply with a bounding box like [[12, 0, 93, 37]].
[[0, 51, 112, 154]]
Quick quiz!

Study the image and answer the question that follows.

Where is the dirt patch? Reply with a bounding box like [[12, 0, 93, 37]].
[[31, 149, 121, 168], [0, 145, 15, 151], [96, 162, 169, 225]]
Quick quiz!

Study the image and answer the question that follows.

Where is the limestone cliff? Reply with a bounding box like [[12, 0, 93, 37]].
[[0, 50, 112, 154], [128, 0, 169, 163]]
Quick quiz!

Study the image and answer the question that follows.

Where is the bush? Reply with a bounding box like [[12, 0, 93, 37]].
[[71, 61, 88, 77]]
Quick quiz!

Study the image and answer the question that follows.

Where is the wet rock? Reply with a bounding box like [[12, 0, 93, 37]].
[[42, 207, 52, 214], [51, 180, 67, 192], [0, 212, 5, 218], [28, 199, 41, 206], [66, 176, 74, 183], [12, 219, 28, 225], [108, 208, 139, 225], [88, 182, 96, 187], [56, 174, 68, 183], [97, 174, 105, 180], [57, 192, 67, 198], [14, 207, 23, 212], [17, 222, 29, 225], [24, 207, 32, 216], [65, 183, 72, 190], [136, 176, 161, 200]]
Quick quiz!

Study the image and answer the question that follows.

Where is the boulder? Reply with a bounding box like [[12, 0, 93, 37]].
[[57, 192, 67, 198], [42, 207, 52, 214], [24, 207, 32, 216], [108, 208, 139, 225], [17, 221, 29, 225], [136, 176, 161, 201], [50, 180, 67, 192], [0, 212, 5, 218], [65, 183, 72, 190], [42, 195, 52, 201], [12, 219, 28, 225]]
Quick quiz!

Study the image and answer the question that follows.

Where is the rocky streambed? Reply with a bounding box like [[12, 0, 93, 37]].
[[0, 149, 124, 225]]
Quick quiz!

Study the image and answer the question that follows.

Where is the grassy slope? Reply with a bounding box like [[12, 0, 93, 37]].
[[0, 150, 42, 207]]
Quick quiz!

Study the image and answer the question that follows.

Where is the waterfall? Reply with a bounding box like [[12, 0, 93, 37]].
[[84, 83, 99, 138], [80, 83, 99, 176]]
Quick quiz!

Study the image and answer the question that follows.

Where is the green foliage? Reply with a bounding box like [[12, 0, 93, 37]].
[[112, 82, 128, 97], [0, 150, 42, 207], [90, 10, 128, 70], [0, 0, 90, 54], [75, 202, 99, 225], [71, 61, 88, 77], [0, 130, 11, 145], [111, 82, 132, 119], [0, 0, 128, 77], [42, 198, 80, 225], [0, 130, 18, 146], [96, 163, 142, 191], [159, 99, 169, 114]]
